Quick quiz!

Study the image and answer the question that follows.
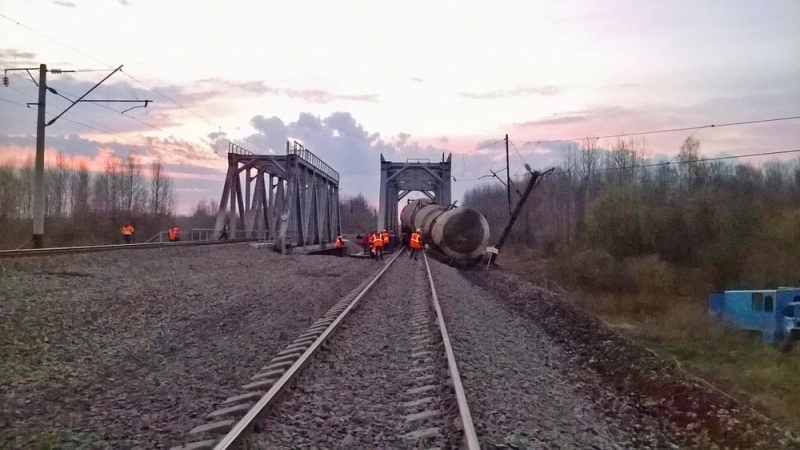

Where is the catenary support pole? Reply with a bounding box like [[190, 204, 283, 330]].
[[494, 169, 541, 256], [32, 64, 47, 248], [505, 133, 511, 214]]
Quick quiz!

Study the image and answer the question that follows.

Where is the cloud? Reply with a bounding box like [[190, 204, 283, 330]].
[[460, 85, 562, 100], [0, 49, 38, 68], [507, 89, 800, 158], [514, 114, 589, 127], [52, 0, 76, 6], [237, 111, 563, 207], [283, 88, 378, 104], [0, 109, 566, 215]]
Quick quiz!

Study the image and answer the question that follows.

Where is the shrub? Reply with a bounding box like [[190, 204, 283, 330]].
[[623, 254, 675, 295], [568, 248, 620, 291]]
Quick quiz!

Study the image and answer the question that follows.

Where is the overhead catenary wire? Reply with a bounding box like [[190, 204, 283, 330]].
[[515, 115, 800, 145], [0, 96, 27, 108], [456, 147, 800, 183], [4, 83, 160, 144], [0, 94, 224, 163], [551, 147, 800, 177], [1, 13, 227, 141], [6, 65, 225, 158]]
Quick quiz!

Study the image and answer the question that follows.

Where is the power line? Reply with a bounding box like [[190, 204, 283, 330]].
[[9, 70, 223, 158], [5, 82, 141, 139], [470, 139, 504, 153], [458, 147, 800, 183], [515, 115, 800, 145], [1, 13, 226, 134], [0, 96, 28, 108], [0, 13, 113, 68], [55, 88, 168, 133], [1, 96, 224, 162], [119, 70, 223, 130], [553, 147, 800, 176]]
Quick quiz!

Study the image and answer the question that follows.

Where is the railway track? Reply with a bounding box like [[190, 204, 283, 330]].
[[0, 239, 250, 258], [170, 251, 479, 450]]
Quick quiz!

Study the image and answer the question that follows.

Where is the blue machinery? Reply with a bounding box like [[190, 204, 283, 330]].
[[708, 288, 800, 343]]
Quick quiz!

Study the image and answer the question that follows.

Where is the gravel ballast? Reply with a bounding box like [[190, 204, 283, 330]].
[[430, 259, 654, 448], [461, 266, 794, 448], [248, 255, 455, 449], [0, 244, 379, 449]]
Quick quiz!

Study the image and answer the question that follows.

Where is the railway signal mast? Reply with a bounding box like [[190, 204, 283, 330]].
[[3, 64, 151, 248]]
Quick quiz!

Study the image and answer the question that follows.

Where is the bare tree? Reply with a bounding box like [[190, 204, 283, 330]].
[[677, 136, 704, 192], [149, 160, 176, 217], [0, 162, 15, 221], [47, 152, 70, 218], [70, 162, 90, 219], [123, 153, 146, 215], [19, 155, 34, 219]]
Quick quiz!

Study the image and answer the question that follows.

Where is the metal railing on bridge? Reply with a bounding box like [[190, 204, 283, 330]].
[[144, 228, 304, 245], [290, 141, 339, 182]]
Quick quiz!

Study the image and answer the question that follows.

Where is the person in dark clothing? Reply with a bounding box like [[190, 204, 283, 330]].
[[400, 230, 410, 256]]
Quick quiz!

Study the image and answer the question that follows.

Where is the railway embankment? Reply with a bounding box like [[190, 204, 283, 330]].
[[465, 266, 800, 448], [0, 244, 380, 449]]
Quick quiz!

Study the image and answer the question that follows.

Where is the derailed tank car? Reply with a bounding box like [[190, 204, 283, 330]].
[[400, 199, 490, 262]]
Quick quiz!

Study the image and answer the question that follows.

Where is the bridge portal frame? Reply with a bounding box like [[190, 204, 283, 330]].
[[215, 141, 340, 253], [377, 153, 452, 234]]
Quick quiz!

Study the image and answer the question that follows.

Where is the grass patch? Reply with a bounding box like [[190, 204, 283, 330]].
[[499, 250, 800, 428]]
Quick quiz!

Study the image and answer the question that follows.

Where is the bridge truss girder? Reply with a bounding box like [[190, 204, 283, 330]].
[[215, 141, 340, 253], [377, 153, 452, 233]]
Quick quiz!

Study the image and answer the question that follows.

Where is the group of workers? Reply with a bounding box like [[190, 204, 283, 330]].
[[119, 223, 182, 244], [333, 228, 424, 261], [122, 221, 422, 257]]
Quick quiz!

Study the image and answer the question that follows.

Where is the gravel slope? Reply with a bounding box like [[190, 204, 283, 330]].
[[0, 245, 379, 449], [248, 256, 455, 449], [461, 266, 793, 449], [429, 259, 654, 449]]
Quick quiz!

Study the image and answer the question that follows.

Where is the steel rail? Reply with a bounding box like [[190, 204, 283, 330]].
[[423, 253, 481, 449], [214, 250, 403, 450], [0, 239, 252, 258]]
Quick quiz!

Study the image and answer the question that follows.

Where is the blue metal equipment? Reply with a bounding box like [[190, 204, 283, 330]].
[[707, 288, 800, 343]]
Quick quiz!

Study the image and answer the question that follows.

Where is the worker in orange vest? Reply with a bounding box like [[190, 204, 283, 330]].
[[409, 228, 423, 260], [121, 223, 135, 244], [335, 234, 345, 257], [371, 231, 384, 260], [168, 225, 180, 242], [381, 229, 390, 253]]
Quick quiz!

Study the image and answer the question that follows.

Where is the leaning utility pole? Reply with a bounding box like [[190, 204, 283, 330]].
[[3, 64, 150, 248], [490, 166, 555, 263]]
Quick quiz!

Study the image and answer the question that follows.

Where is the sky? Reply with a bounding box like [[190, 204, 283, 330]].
[[0, 0, 798, 214]]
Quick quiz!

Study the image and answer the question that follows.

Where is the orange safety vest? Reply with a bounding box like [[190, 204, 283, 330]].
[[169, 227, 180, 240], [372, 233, 383, 247], [335, 236, 344, 248], [121, 225, 134, 235], [410, 232, 422, 249], [381, 232, 389, 243]]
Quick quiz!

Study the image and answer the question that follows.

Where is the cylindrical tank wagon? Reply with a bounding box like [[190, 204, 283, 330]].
[[399, 199, 490, 262]]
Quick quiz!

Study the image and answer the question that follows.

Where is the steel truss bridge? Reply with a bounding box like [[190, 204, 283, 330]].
[[215, 141, 340, 253]]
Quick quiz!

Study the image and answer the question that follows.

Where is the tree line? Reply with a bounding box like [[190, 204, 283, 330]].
[[464, 137, 800, 291], [0, 153, 177, 248]]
